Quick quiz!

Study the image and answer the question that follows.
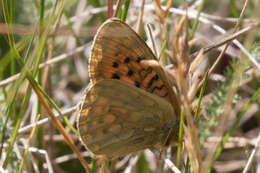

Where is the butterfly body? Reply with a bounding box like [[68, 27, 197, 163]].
[[77, 18, 180, 158]]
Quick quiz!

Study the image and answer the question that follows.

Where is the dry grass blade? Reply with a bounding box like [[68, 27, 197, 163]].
[[147, 23, 158, 57], [242, 132, 260, 173], [107, 0, 114, 18], [191, 21, 260, 59], [171, 10, 202, 172], [136, 0, 145, 35], [154, 0, 172, 22], [18, 115, 41, 172], [113, 0, 123, 18], [18, 106, 77, 134], [164, 158, 181, 173]]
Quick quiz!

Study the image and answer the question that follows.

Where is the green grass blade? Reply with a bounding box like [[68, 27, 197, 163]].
[[158, 41, 167, 61], [177, 110, 184, 168], [190, 0, 205, 40], [120, 0, 130, 22], [195, 72, 208, 122]]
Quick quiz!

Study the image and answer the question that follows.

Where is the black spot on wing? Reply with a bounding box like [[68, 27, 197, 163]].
[[135, 81, 140, 88], [112, 73, 120, 79], [151, 85, 168, 97], [146, 74, 159, 88], [153, 74, 159, 81], [136, 56, 145, 63], [151, 84, 164, 92], [127, 69, 133, 76], [112, 62, 119, 68], [124, 57, 130, 63]]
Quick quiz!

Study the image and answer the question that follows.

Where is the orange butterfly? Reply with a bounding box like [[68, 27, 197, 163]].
[[77, 18, 180, 159]]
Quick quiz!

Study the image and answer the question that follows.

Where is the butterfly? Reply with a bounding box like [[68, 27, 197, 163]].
[[77, 18, 180, 159]]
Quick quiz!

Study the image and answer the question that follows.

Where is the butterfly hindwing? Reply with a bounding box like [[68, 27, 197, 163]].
[[77, 79, 177, 158]]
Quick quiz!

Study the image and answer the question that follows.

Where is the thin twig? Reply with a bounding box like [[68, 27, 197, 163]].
[[191, 21, 260, 59], [164, 158, 181, 173], [18, 106, 77, 134], [242, 132, 260, 173], [107, 0, 114, 18], [18, 115, 41, 172], [113, 0, 123, 18]]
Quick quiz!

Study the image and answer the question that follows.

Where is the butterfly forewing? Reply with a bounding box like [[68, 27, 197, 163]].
[[77, 79, 177, 158], [89, 18, 179, 112]]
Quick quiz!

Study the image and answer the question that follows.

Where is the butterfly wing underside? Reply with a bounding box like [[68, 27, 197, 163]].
[[77, 79, 177, 158], [89, 18, 180, 114]]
